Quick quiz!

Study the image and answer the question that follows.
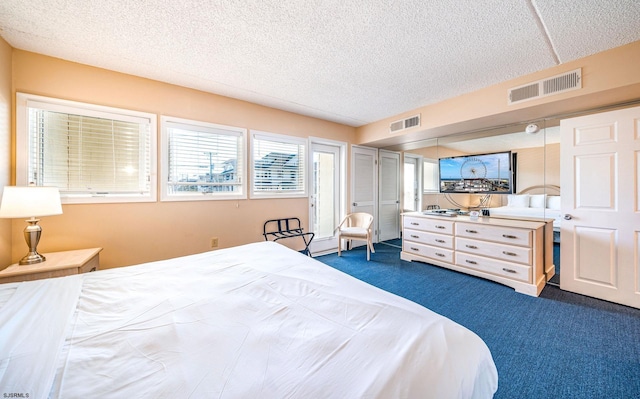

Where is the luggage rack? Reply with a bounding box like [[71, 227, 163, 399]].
[[263, 217, 314, 256]]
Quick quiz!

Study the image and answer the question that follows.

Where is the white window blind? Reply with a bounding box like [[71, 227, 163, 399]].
[[424, 159, 439, 193], [17, 93, 156, 203], [251, 131, 307, 198], [161, 117, 246, 201]]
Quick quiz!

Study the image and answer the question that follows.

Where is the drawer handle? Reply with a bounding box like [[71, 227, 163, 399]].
[[410, 234, 420, 238], [502, 268, 517, 274], [435, 253, 446, 257], [435, 225, 446, 229], [465, 244, 478, 249], [465, 229, 478, 234], [411, 222, 420, 226], [465, 260, 477, 265], [435, 239, 446, 243], [502, 251, 517, 256], [411, 247, 420, 251], [502, 234, 518, 239]]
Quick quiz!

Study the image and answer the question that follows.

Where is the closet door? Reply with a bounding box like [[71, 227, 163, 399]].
[[379, 150, 400, 241], [560, 105, 640, 308], [351, 146, 378, 243]]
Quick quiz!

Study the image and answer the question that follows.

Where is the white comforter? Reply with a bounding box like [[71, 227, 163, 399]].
[[0, 241, 497, 398], [487, 206, 562, 228]]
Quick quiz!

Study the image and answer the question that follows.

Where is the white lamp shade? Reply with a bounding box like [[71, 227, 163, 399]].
[[0, 186, 63, 218]]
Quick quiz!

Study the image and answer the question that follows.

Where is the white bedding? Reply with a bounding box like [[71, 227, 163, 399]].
[[487, 206, 562, 228], [0, 241, 497, 399], [487, 193, 562, 228]]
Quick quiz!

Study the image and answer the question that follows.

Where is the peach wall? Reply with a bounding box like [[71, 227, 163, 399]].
[[0, 38, 11, 267], [358, 40, 640, 148], [9, 50, 356, 269]]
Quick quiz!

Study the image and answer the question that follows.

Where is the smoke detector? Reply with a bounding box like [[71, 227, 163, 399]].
[[525, 123, 540, 134]]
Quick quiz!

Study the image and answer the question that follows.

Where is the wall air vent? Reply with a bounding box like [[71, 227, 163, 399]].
[[543, 69, 581, 95], [390, 114, 421, 133], [510, 83, 540, 103], [508, 68, 581, 105]]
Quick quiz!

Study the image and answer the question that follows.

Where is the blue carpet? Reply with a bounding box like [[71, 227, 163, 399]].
[[316, 241, 640, 399]]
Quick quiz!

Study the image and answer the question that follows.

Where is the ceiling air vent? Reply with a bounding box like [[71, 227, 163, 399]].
[[390, 114, 421, 133], [508, 68, 581, 105]]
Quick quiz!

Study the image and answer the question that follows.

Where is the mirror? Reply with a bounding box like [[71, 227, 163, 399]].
[[393, 120, 559, 210], [389, 118, 561, 284]]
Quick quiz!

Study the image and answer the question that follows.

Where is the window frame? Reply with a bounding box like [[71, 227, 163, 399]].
[[160, 116, 247, 202], [250, 130, 308, 199], [403, 153, 423, 211], [16, 93, 157, 204]]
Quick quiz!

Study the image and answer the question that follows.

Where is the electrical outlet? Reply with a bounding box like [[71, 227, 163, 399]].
[[210, 237, 219, 248]]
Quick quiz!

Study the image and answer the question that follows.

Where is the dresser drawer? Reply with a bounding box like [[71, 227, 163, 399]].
[[404, 229, 454, 249], [404, 216, 454, 234], [403, 241, 454, 263], [455, 252, 531, 283], [456, 237, 532, 265], [456, 222, 532, 247]]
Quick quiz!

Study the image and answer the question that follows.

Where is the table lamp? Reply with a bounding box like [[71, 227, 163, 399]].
[[0, 186, 63, 265]]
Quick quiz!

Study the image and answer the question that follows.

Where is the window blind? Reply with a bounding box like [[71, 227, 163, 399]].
[[26, 105, 151, 196], [252, 132, 306, 197], [164, 120, 245, 199], [423, 159, 439, 192]]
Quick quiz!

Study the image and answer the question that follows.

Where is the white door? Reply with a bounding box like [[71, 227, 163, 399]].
[[379, 150, 401, 241], [403, 153, 423, 212], [351, 146, 378, 244], [560, 105, 640, 308], [309, 141, 344, 255]]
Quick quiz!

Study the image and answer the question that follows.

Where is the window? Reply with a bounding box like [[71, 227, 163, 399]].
[[423, 158, 439, 193], [16, 93, 156, 203], [251, 131, 307, 198], [403, 153, 422, 211], [161, 116, 246, 201]]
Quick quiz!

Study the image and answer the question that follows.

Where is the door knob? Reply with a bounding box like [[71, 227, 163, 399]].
[[564, 214, 572, 220]]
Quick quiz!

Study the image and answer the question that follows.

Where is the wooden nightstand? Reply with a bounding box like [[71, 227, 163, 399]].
[[0, 248, 102, 284]]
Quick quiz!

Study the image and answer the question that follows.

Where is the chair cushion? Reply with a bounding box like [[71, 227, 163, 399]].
[[340, 227, 368, 237]]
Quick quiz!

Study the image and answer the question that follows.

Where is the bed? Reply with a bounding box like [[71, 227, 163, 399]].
[[485, 185, 562, 231], [0, 241, 498, 398]]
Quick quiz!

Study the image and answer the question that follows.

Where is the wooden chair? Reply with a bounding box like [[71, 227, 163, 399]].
[[337, 212, 375, 261]]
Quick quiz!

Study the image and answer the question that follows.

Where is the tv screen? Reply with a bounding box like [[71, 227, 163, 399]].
[[439, 151, 514, 194]]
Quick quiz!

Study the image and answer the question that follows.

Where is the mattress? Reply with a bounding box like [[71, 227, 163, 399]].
[[0, 241, 498, 398]]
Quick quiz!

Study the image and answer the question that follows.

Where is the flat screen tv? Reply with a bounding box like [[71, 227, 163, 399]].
[[439, 151, 514, 194]]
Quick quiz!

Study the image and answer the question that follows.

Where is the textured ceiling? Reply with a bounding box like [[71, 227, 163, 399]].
[[1, 0, 639, 127]]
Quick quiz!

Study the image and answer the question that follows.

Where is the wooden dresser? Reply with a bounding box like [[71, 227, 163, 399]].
[[0, 248, 102, 284], [401, 212, 554, 296]]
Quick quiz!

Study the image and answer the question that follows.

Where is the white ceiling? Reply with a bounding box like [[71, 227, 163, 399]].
[[1, 1, 639, 127]]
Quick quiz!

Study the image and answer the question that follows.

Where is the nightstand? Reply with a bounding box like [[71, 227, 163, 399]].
[[0, 248, 102, 284]]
